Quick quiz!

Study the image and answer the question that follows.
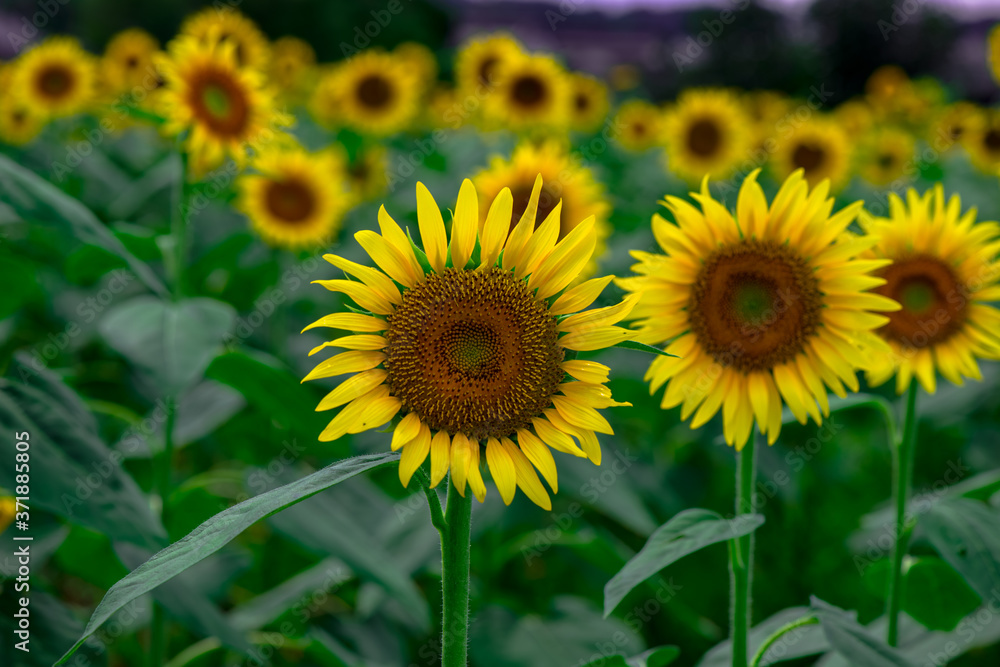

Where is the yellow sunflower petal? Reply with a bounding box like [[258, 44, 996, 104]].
[[516, 428, 558, 493], [391, 412, 423, 451], [317, 369, 388, 411], [479, 187, 513, 268], [399, 424, 431, 487], [416, 182, 447, 273], [486, 437, 517, 505], [429, 430, 452, 488], [502, 437, 551, 510], [303, 350, 385, 382], [301, 313, 387, 333], [450, 179, 478, 269], [549, 276, 615, 316]]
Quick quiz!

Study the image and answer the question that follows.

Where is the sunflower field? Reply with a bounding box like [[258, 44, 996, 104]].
[[2, 0, 1000, 666]]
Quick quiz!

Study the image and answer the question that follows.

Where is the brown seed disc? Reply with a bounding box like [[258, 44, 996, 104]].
[[874, 254, 966, 348]]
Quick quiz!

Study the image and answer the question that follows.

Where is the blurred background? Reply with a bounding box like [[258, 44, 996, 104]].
[[2, 0, 1000, 666]]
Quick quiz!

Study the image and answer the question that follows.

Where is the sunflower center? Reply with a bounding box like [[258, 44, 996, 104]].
[[877, 152, 896, 169], [36, 65, 74, 99], [125, 55, 140, 69], [575, 93, 590, 111], [512, 75, 546, 108], [509, 183, 562, 237], [265, 178, 315, 223], [874, 255, 966, 348], [792, 143, 826, 173], [984, 129, 1000, 152], [687, 118, 721, 157], [357, 74, 392, 109], [689, 239, 823, 373], [189, 69, 249, 136], [385, 267, 564, 440]]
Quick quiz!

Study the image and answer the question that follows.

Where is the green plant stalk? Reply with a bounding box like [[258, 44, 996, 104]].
[[151, 147, 190, 667], [749, 615, 818, 667], [730, 429, 758, 667], [439, 480, 472, 667], [886, 382, 919, 646]]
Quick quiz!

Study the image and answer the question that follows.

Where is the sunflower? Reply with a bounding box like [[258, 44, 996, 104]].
[[858, 127, 915, 188], [237, 147, 349, 248], [0, 497, 16, 534], [269, 36, 316, 102], [483, 52, 570, 131], [744, 90, 791, 146], [454, 33, 522, 98], [662, 89, 753, 183], [100, 28, 160, 95], [929, 101, 983, 151], [0, 98, 45, 145], [833, 99, 875, 138], [963, 110, 1000, 175], [327, 51, 420, 136], [302, 177, 637, 507], [179, 7, 271, 72], [771, 119, 852, 190], [613, 99, 662, 152], [157, 35, 291, 174], [620, 170, 899, 448], [865, 65, 911, 113], [472, 141, 610, 274], [567, 73, 609, 133], [861, 186, 1000, 394], [11, 37, 97, 118]]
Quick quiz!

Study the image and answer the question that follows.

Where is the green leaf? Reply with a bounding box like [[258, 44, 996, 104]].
[[903, 557, 981, 631], [810, 597, 911, 667], [604, 509, 764, 616], [0, 153, 168, 297], [0, 377, 167, 551], [54, 452, 399, 665], [99, 296, 235, 395], [612, 340, 678, 357], [921, 497, 1000, 601]]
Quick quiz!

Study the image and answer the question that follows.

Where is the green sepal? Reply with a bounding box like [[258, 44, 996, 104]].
[[613, 340, 677, 357]]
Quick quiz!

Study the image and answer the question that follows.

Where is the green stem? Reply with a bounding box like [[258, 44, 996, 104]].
[[417, 469, 447, 533], [730, 429, 758, 667], [886, 382, 919, 647], [749, 615, 818, 667], [439, 480, 472, 667]]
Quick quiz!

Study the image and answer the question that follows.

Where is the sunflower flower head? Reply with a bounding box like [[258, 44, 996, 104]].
[[302, 177, 638, 509], [157, 34, 292, 176], [861, 185, 1000, 394], [483, 52, 570, 132], [771, 117, 852, 190], [662, 88, 752, 182], [100, 28, 160, 95], [179, 6, 271, 72], [236, 145, 350, 249], [10, 36, 98, 119], [620, 170, 900, 448], [324, 51, 421, 136], [858, 126, 915, 188], [614, 99, 663, 152]]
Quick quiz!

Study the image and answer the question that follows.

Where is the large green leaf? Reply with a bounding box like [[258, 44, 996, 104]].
[[604, 509, 764, 616], [810, 597, 911, 667], [55, 452, 399, 665], [0, 379, 166, 551], [920, 497, 1000, 601], [0, 153, 167, 297], [99, 296, 235, 395], [863, 557, 981, 632]]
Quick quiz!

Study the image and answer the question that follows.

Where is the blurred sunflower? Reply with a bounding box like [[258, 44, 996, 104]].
[[833, 99, 875, 138], [858, 127, 915, 188], [0, 497, 16, 534], [484, 53, 569, 131], [865, 65, 911, 113], [472, 140, 611, 274], [237, 147, 348, 248], [302, 178, 637, 508], [328, 51, 420, 136], [12, 37, 97, 118], [454, 32, 522, 98], [309, 65, 342, 129], [100, 28, 160, 95], [614, 99, 662, 152], [862, 186, 1000, 394], [929, 101, 983, 151], [157, 35, 292, 174], [662, 89, 752, 182], [269, 36, 316, 102], [772, 119, 852, 190], [0, 99, 44, 145], [333, 144, 388, 202], [394, 42, 438, 89], [620, 170, 898, 447], [964, 110, 1000, 174], [567, 73, 609, 133], [180, 7, 271, 71], [744, 90, 791, 145]]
